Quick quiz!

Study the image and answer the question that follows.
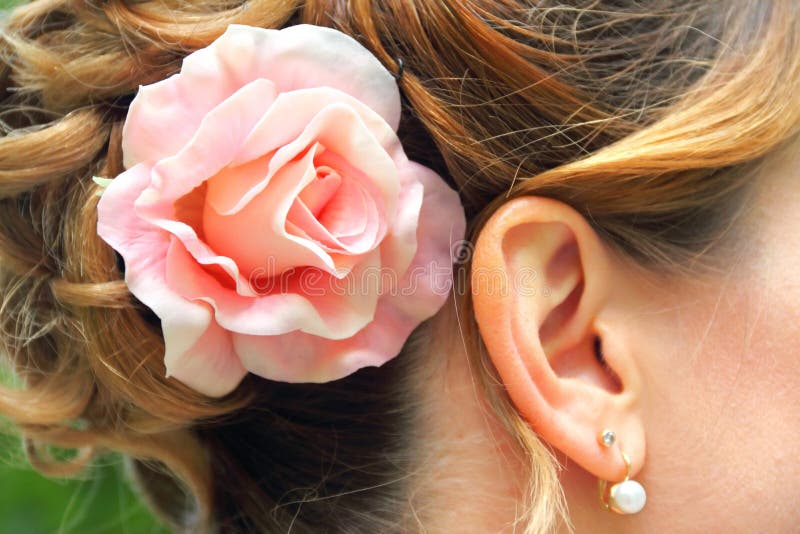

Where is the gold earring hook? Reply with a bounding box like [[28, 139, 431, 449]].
[[597, 446, 631, 510]]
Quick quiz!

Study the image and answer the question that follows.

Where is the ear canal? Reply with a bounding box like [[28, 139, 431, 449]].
[[593, 335, 623, 393]]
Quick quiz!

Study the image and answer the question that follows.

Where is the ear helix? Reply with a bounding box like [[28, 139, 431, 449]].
[[596, 429, 646, 514]]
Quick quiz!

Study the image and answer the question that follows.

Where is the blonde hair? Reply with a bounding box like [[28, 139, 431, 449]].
[[0, 0, 798, 532]]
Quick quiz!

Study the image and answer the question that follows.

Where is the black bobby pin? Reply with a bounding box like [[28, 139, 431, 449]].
[[394, 57, 405, 82]]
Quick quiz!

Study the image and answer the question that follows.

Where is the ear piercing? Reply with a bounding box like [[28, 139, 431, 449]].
[[597, 429, 646, 514]]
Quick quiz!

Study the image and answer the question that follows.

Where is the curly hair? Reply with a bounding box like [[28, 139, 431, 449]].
[[0, 0, 798, 532]]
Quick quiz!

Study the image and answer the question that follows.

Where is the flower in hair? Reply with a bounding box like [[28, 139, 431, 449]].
[[95, 24, 466, 396]]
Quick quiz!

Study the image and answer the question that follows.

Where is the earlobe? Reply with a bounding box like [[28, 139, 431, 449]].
[[471, 196, 645, 483]]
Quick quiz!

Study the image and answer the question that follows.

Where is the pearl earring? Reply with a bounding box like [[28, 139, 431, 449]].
[[597, 429, 646, 514]]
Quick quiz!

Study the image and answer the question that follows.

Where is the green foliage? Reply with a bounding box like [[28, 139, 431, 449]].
[[0, 432, 169, 533], [0, 363, 167, 531]]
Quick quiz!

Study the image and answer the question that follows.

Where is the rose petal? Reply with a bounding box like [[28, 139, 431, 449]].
[[193, 155, 272, 229], [286, 200, 342, 249], [376, 163, 425, 280], [203, 103, 401, 278], [230, 163, 466, 383], [123, 24, 399, 168], [166, 237, 383, 339], [285, 177, 379, 254], [147, 216, 255, 296], [299, 169, 341, 217], [317, 177, 372, 241], [312, 146, 394, 245], [203, 143, 338, 276], [230, 299, 415, 383], [206, 103, 398, 276], [387, 163, 467, 319], [131, 79, 302, 293], [224, 24, 400, 129], [97, 164, 206, 359], [165, 312, 247, 397], [233, 87, 401, 167], [139, 183, 257, 297], [123, 74, 275, 170], [142, 78, 278, 205], [96, 163, 247, 396], [220, 98, 399, 216]]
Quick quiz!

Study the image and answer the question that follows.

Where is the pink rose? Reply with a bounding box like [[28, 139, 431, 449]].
[[96, 24, 466, 396]]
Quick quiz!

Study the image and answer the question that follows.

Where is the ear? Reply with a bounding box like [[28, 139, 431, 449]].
[[471, 196, 645, 482]]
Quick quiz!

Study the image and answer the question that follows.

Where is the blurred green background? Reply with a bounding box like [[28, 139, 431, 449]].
[[0, 431, 167, 534], [0, 0, 167, 532]]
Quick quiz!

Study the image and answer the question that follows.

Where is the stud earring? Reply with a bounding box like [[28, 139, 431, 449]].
[[597, 429, 646, 514]]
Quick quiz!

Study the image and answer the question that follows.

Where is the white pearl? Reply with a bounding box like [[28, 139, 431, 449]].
[[609, 480, 646, 514]]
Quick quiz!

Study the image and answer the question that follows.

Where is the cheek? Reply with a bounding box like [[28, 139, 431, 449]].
[[639, 267, 800, 531], [622, 142, 800, 530]]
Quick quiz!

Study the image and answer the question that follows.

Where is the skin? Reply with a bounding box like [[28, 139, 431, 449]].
[[415, 140, 800, 532]]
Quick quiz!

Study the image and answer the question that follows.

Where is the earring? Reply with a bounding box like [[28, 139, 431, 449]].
[[596, 429, 646, 514]]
